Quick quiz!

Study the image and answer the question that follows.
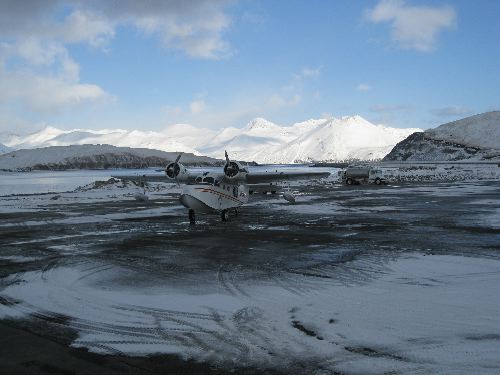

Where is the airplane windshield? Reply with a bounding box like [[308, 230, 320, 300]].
[[203, 177, 215, 185]]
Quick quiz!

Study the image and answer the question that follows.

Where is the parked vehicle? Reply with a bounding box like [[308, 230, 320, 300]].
[[338, 165, 388, 185]]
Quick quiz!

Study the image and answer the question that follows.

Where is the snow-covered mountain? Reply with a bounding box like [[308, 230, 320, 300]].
[[4, 126, 203, 156], [384, 112, 500, 162], [4, 115, 421, 163], [0, 145, 220, 171], [247, 116, 420, 163]]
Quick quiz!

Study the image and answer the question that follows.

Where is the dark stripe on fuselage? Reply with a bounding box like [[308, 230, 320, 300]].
[[194, 187, 244, 204]]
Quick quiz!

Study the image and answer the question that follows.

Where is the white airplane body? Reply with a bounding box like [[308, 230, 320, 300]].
[[115, 151, 329, 223], [179, 178, 249, 213]]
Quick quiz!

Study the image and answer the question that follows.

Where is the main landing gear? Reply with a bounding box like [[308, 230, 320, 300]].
[[188, 209, 196, 224], [188, 209, 237, 224]]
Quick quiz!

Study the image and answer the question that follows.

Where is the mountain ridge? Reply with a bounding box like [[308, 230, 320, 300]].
[[3, 115, 422, 163]]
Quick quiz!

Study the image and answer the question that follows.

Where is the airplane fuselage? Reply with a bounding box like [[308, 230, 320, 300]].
[[179, 182, 249, 213]]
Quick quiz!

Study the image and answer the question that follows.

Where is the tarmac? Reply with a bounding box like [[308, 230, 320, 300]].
[[1, 180, 499, 374]]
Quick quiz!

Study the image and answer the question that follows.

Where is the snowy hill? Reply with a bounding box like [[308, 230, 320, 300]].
[[4, 116, 421, 164], [0, 145, 220, 171], [384, 112, 500, 162]]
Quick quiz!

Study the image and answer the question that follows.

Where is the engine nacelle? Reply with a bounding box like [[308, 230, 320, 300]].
[[223, 160, 247, 180], [165, 162, 189, 182]]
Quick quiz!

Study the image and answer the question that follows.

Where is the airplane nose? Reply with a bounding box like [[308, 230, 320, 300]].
[[179, 194, 191, 208]]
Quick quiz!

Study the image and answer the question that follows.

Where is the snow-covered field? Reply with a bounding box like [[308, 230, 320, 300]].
[[0, 170, 499, 373], [2, 252, 499, 374]]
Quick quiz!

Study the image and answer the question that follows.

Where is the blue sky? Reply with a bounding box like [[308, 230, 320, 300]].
[[0, 0, 499, 134]]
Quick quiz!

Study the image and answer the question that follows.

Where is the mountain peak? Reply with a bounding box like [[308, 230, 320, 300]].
[[339, 115, 370, 124], [245, 118, 278, 131]]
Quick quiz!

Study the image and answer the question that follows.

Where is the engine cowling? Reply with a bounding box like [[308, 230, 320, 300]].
[[224, 160, 246, 180], [165, 162, 188, 182]]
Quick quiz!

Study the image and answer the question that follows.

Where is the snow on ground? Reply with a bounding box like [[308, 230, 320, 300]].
[[380, 163, 500, 182], [1, 254, 499, 374], [0, 168, 499, 373]]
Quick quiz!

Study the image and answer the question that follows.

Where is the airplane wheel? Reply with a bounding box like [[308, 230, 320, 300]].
[[188, 209, 196, 224], [374, 178, 382, 185], [221, 209, 229, 222], [346, 178, 353, 185], [271, 190, 277, 194]]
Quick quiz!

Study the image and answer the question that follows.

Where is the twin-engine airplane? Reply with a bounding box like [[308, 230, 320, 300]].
[[115, 151, 329, 224]]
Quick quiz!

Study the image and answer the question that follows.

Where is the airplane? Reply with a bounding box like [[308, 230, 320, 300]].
[[115, 151, 330, 224]]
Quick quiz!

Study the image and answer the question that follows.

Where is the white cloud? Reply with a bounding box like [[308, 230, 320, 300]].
[[301, 67, 320, 78], [366, 0, 456, 52], [370, 104, 413, 113], [357, 84, 372, 92], [0, 1, 233, 123], [189, 100, 206, 114], [0, 1, 233, 59], [294, 67, 321, 80], [431, 105, 471, 117], [0, 68, 109, 113], [61, 10, 115, 48], [2, 73, 107, 112], [267, 94, 301, 108], [0, 39, 109, 113], [162, 105, 184, 117]]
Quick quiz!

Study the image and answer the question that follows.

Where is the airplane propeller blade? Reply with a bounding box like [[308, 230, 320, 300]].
[[224, 150, 230, 166], [165, 153, 183, 186], [174, 153, 182, 186]]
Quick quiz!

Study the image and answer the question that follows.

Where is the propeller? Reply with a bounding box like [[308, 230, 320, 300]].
[[224, 150, 239, 178], [166, 153, 183, 185]]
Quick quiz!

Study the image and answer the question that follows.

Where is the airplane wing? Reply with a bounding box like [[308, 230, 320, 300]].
[[112, 169, 209, 184], [111, 174, 172, 183], [246, 169, 330, 184]]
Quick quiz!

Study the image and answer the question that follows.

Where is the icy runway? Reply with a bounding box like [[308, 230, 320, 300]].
[[0, 178, 499, 374]]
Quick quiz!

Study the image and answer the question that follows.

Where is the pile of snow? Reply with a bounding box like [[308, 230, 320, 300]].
[[5, 116, 420, 164], [0, 144, 220, 171], [385, 112, 500, 162]]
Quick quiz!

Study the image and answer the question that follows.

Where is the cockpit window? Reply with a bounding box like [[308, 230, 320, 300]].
[[203, 176, 214, 185]]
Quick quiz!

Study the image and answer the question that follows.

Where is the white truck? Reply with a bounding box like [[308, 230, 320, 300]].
[[339, 165, 388, 185]]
